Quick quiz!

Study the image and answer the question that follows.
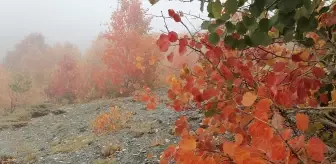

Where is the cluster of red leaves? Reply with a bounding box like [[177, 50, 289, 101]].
[[135, 86, 158, 110], [151, 9, 333, 164]]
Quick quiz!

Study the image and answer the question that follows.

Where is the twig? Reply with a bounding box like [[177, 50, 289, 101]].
[[161, 11, 170, 32]]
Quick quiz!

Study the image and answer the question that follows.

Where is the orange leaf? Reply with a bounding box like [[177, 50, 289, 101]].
[[222, 141, 236, 157], [147, 102, 156, 110], [179, 136, 196, 150], [242, 92, 257, 106], [306, 137, 327, 162], [295, 113, 309, 131], [269, 136, 287, 161], [235, 133, 244, 145]]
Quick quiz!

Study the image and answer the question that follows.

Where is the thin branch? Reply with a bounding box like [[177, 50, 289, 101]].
[[161, 11, 170, 32]]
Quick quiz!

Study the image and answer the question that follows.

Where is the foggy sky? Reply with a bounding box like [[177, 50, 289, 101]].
[[0, 0, 206, 58]]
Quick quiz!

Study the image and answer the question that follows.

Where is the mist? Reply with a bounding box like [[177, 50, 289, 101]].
[[0, 0, 206, 59]]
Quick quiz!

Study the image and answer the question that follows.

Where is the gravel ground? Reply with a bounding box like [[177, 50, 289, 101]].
[[0, 95, 202, 164]]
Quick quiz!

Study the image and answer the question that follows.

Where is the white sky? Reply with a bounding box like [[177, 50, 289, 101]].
[[0, 0, 207, 58]]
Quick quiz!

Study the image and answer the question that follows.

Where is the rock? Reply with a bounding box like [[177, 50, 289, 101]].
[[11, 121, 28, 129], [129, 131, 144, 138], [31, 110, 50, 118], [78, 126, 87, 133], [51, 110, 66, 115]]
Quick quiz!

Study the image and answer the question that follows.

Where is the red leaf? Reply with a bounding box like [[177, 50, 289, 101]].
[[156, 34, 170, 52], [320, 93, 329, 104], [195, 42, 202, 49], [168, 9, 175, 17], [273, 62, 286, 72], [312, 66, 325, 78], [167, 52, 174, 63], [202, 88, 219, 100], [147, 102, 156, 110], [179, 38, 188, 55], [173, 14, 181, 22], [291, 52, 304, 62], [168, 31, 178, 42], [307, 137, 327, 162], [269, 136, 287, 161], [295, 113, 309, 131], [281, 129, 292, 140], [220, 64, 233, 80], [265, 72, 277, 86]]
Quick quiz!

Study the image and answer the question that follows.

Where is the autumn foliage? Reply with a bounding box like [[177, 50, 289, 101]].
[[102, 0, 161, 95], [139, 0, 336, 163]]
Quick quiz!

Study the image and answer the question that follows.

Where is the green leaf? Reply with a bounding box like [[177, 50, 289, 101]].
[[325, 84, 334, 92], [237, 0, 247, 7], [220, 13, 230, 21], [303, 0, 312, 12], [295, 7, 310, 20], [319, 6, 330, 14], [201, 21, 211, 30], [209, 32, 220, 45], [297, 16, 310, 32], [278, 11, 296, 27], [261, 34, 272, 46], [208, 24, 219, 33], [225, 22, 235, 33], [236, 22, 247, 35], [205, 109, 217, 117], [224, 0, 238, 14], [244, 35, 253, 46], [242, 16, 256, 29], [283, 27, 294, 42], [259, 18, 270, 32], [300, 37, 315, 47], [308, 16, 318, 31], [207, 2, 214, 18], [296, 15, 317, 33], [236, 39, 247, 50], [224, 35, 235, 47], [278, 0, 300, 13], [212, 0, 223, 18], [250, 0, 266, 17], [250, 30, 266, 45]]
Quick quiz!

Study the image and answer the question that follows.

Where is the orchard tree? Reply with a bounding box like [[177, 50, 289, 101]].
[[102, 0, 161, 95], [140, 0, 336, 163]]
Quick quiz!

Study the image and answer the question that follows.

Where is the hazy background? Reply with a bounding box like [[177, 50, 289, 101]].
[[0, 0, 207, 59]]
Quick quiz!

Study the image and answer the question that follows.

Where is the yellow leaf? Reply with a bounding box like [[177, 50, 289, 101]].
[[141, 67, 145, 73], [136, 62, 143, 69], [299, 50, 310, 61], [331, 89, 336, 102], [242, 92, 257, 107], [136, 56, 143, 62], [149, 59, 155, 65]]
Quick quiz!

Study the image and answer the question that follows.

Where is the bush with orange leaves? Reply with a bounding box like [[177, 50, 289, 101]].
[[92, 106, 133, 134]]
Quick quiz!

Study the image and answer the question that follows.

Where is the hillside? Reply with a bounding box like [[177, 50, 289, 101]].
[[0, 95, 202, 164]]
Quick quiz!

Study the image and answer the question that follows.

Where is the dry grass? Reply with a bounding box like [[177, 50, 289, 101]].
[[101, 144, 121, 158], [51, 135, 94, 154]]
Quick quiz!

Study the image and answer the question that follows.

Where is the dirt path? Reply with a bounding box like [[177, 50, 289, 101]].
[[0, 96, 202, 164]]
